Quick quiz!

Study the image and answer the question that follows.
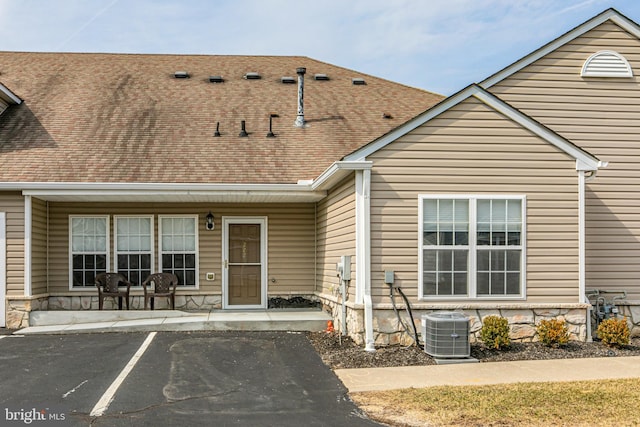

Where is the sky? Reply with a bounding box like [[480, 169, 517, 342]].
[[0, 0, 639, 95]]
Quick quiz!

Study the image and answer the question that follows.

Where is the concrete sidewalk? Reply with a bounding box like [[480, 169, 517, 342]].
[[335, 356, 640, 392]]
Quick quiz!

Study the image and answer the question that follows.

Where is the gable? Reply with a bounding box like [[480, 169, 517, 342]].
[[371, 96, 587, 170], [481, 8, 640, 88], [344, 85, 601, 171]]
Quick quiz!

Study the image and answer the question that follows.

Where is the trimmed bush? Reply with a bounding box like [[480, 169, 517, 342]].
[[536, 319, 569, 347], [480, 315, 511, 350], [597, 318, 630, 348]]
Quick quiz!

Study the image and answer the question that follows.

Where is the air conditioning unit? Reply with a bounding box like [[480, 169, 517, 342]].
[[422, 312, 470, 358]]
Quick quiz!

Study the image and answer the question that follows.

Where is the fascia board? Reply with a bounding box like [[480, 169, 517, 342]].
[[13, 182, 311, 192], [17, 182, 325, 201], [0, 82, 22, 104], [311, 161, 372, 191], [481, 9, 636, 89]]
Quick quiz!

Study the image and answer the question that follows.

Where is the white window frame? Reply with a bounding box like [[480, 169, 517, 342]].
[[114, 215, 154, 286], [418, 195, 526, 300], [69, 215, 110, 290], [158, 215, 199, 288]]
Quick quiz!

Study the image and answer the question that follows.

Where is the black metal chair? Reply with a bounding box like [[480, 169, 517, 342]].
[[95, 272, 132, 310], [142, 273, 179, 310]]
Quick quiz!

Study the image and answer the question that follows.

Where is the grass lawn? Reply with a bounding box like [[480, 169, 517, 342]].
[[351, 378, 640, 426]]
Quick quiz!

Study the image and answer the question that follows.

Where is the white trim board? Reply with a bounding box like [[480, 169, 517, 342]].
[[0, 212, 5, 327]]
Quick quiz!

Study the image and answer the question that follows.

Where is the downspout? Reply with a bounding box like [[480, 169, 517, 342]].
[[24, 195, 32, 297], [581, 168, 600, 342], [356, 169, 375, 352]]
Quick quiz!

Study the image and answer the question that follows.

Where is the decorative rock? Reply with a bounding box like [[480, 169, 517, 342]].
[[564, 309, 586, 325], [533, 308, 561, 317], [507, 310, 535, 324], [510, 324, 536, 342], [80, 296, 92, 310]]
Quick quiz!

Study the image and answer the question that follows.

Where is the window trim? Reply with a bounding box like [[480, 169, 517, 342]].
[[114, 215, 155, 287], [158, 215, 199, 289], [418, 195, 527, 301], [68, 215, 110, 291]]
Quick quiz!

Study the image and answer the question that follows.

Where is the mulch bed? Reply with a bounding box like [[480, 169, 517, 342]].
[[307, 331, 640, 369]]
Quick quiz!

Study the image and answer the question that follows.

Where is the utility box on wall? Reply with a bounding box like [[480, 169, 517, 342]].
[[422, 312, 470, 358]]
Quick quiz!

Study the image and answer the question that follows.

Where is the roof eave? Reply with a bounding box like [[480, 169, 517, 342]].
[[17, 182, 327, 203], [311, 161, 373, 191], [0, 82, 22, 105]]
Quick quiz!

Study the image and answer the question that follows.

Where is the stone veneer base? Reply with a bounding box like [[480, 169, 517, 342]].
[[6, 294, 640, 342]]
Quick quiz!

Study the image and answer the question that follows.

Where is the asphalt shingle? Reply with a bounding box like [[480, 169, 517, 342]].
[[0, 52, 443, 184]]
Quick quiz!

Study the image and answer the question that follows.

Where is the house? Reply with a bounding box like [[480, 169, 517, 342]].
[[2, 8, 640, 348]]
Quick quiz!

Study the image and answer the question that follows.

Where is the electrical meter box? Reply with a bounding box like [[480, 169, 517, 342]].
[[336, 255, 351, 281]]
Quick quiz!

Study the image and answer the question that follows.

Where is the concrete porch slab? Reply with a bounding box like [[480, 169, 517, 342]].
[[19, 310, 332, 335]]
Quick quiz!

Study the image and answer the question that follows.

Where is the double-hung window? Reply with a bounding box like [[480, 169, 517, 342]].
[[70, 216, 109, 288], [115, 216, 153, 285], [420, 195, 525, 299], [159, 216, 198, 287]]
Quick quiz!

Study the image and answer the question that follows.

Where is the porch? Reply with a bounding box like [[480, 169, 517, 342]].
[[15, 309, 332, 335]]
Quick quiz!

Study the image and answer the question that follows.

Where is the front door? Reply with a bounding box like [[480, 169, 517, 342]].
[[223, 218, 267, 309]]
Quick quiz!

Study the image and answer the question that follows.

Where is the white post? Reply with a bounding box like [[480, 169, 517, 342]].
[[24, 196, 32, 297], [0, 212, 6, 327]]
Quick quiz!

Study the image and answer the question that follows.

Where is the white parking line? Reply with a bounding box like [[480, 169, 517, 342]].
[[90, 332, 157, 417]]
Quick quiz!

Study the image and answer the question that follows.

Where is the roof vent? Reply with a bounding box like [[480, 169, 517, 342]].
[[209, 75, 224, 83], [244, 72, 261, 80], [239, 120, 248, 137], [281, 76, 296, 84], [174, 71, 190, 79], [314, 74, 329, 81], [581, 50, 633, 77], [352, 78, 366, 85]]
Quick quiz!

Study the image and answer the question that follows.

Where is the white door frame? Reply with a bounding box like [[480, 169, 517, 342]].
[[0, 212, 6, 327], [222, 217, 268, 309]]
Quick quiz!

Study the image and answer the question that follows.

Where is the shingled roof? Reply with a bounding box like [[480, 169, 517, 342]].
[[0, 52, 443, 184]]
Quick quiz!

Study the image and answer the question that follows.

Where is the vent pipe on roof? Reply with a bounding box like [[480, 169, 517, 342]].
[[239, 120, 248, 137], [294, 67, 306, 128], [267, 115, 275, 138], [214, 122, 221, 137]]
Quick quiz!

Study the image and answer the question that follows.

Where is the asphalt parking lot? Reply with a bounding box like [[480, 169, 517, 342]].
[[0, 331, 382, 426]]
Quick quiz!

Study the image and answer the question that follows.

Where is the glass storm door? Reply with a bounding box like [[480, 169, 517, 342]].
[[223, 218, 266, 308]]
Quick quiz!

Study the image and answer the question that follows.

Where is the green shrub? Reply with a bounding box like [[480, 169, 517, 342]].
[[536, 319, 569, 347], [480, 315, 511, 350], [597, 318, 630, 348]]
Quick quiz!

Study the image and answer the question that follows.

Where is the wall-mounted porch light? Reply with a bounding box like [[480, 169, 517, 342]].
[[205, 212, 215, 231]]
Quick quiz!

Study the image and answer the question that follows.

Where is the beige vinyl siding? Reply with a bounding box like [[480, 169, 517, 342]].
[[489, 22, 640, 300], [316, 174, 356, 299], [0, 192, 25, 296], [47, 202, 315, 296], [31, 198, 47, 295], [368, 97, 581, 305]]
